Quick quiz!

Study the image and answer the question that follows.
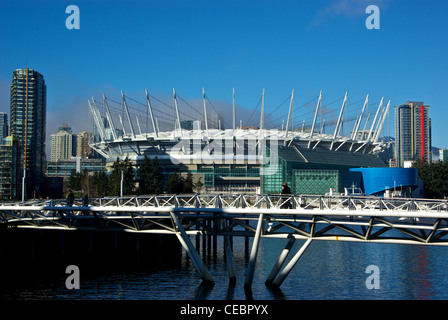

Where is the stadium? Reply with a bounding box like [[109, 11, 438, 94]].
[[88, 88, 417, 196]]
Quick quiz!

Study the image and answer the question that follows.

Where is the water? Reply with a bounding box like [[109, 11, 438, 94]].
[[2, 234, 448, 300]]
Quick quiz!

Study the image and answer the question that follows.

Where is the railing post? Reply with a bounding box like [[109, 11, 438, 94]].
[[194, 194, 201, 208], [291, 195, 296, 209], [349, 197, 355, 210], [214, 194, 222, 210]]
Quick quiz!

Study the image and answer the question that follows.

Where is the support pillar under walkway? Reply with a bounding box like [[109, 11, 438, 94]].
[[224, 234, 236, 283], [170, 212, 214, 285], [265, 235, 296, 286], [269, 238, 313, 289], [244, 214, 264, 290]]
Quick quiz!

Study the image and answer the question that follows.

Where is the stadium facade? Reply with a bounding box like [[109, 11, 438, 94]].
[[88, 88, 418, 196]]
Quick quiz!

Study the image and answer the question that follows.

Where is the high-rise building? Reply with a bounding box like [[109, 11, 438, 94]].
[[58, 123, 73, 134], [76, 131, 94, 159], [439, 149, 448, 162], [50, 124, 77, 161], [0, 112, 8, 138], [395, 101, 431, 167], [9, 68, 47, 197], [0, 135, 21, 200]]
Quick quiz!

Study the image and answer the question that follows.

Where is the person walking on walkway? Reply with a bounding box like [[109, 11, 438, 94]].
[[66, 189, 75, 207], [281, 182, 292, 209]]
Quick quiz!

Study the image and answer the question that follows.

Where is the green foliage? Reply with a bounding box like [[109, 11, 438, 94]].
[[137, 155, 163, 194], [150, 157, 164, 194], [165, 170, 195, 194], [183, 171, 194, 193], [68, 168, 108, 197], [194, 177, 203, 193], [79, 169, 90, 196], [109, 157, 135, 196], [66, 157, 202, 197], [67, 169, 82, 191], [412, 160, 448, 199], [93, 170, 109, 196], [165, 171, 184, 194]]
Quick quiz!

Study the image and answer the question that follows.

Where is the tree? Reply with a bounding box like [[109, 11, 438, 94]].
[[194, 177, 203, 193], [149, 157, 164, 194], [137, 156, 164, 195], [183, 171, 194, 193], [137, 155, 152, 195], [412, 159, 448, 199], [67, 169, 82, 191], [93, 170, 109, 197], [109, 157, 135, 196], [80, 169, 95, 196], [165, 171, 184, 194]]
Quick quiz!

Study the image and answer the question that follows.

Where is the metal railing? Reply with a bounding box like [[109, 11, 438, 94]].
[[2, 193, 447, 211], [2, 194, 448, 243]]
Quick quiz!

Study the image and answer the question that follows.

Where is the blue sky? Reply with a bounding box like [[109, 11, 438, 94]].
[[0, 0, 447, 149]]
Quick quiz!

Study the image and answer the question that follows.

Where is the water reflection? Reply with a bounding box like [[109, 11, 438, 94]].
[[2, 231, 448, 300], [403, 245, 432, 300], [192, 282, 214, 300]]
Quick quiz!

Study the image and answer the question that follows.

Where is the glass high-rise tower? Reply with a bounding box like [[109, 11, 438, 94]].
[[395, 101, 431, 167], [0, 112, 8, 138], [10, 68, 47, 198]]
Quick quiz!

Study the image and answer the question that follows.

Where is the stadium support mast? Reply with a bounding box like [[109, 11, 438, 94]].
[[308, 90, 322, 147], [367, 97, 383, 142], [320, 119, 325, 136], [173, 88, 183, 137], [233, 88, 236, 132], [260, 88, 265, 130], [331, 92, 348, 150], [118, 114, 127, 136], [285, 89, 294, 139], [103, 94, 118, 141], [362, 113, 370, 139], [351, 94, 369, 140], [136, 117, 142, 135], [202, 87, 209, 137], [373, 103, 385, 141], [374, 100, 390, 143], [145, 89, 158, 138], [89, 99, 106, 141], [121, 91, 136, 138]]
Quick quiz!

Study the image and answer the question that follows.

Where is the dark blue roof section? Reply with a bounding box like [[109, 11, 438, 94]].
[[272, 145, 386, 168]]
